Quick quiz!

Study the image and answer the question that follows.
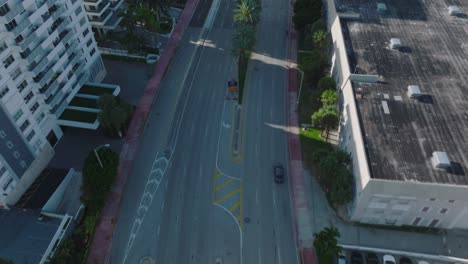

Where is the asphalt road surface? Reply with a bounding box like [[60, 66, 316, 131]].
[[109, 0, 297, 262]]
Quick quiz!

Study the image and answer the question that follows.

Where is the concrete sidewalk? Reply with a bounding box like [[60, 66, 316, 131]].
[[303, 168, 468, 258]]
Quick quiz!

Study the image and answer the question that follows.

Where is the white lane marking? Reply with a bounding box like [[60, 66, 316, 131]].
[[204, 125, 209, 137], [190, 123, 195, 137], [165, 180, 168, 189], [161, 200, 165, 211], [256, 189, 259, 205], [255, 144, 259, 157], [277, 245, 282, 264], [273, 191, 277, 206], [157, 224, 160, 237], [270, 108, 273, 120], [259, 248, 262, 264]]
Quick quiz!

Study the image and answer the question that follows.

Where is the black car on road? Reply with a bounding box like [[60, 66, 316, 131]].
[[273, 163, 285, 183]]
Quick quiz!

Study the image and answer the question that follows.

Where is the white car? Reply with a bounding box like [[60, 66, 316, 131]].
[[383, 255, 396, 264], [338, 252, 346, 264]]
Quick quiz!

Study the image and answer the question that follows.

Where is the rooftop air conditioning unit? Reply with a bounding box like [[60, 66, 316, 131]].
[[407, 85, 422, 98], [431, 151, 451, 169], [448, 6, 462, 16], [377, 3, 387, 12], [390, 38, 401, 49]]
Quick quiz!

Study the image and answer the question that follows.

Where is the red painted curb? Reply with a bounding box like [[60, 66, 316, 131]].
[[286, 0, 317, 263], [86, 1, 201, 263]]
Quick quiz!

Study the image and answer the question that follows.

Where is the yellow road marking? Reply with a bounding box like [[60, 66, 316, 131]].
[[215, 178, 234, 192], [214, 169, 221, 179], [236, 214, 242, 221], [229, 200, 241, 212], [215, 188, 241, 204]]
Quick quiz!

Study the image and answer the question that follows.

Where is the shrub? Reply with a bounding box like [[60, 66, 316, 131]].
[[311, 105, 338, 130], [293, 0, 322, 31], [317, 76, 336, 92]]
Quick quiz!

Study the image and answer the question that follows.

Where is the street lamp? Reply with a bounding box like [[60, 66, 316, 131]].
[[94, 144, 110, 168], [296, 68, 305, 111]]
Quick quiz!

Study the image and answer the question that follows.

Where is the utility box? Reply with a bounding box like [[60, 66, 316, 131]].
[[377, 3, 387, 12], [431, 151, 451, 169], [407, 85, 422, 98], [448, 6, 462, 16], [390, 38, 402, 49]]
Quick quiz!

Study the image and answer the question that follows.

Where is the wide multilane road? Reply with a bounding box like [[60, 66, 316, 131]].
[[109, 0, 297, 262]]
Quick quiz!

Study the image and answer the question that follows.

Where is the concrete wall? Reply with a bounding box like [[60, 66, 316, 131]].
[[5, 142, 54, 206], [352, 179, 468, 229], [326, 0, 372, 207]]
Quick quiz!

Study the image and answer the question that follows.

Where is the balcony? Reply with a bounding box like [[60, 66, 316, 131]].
[[26, 44, 45, 64], [65, 41, 79, 57], [51, 4, 65, 20], [12, 14, 32, 36], [89, 9, 111, 25], [4, 4, 25, 22], [19, 30, 38, 51], [50, 17, 64, 32], [30, 56, 50, 75], [110, 0, 124, 11], [86, 1, 110, 15]]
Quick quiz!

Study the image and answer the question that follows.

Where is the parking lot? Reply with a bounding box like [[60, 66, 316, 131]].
[[340, 248, 455, 264]]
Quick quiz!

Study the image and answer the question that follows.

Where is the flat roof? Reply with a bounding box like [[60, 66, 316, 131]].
[[339, 0, 468, 184], [0, 208, 61, 263]]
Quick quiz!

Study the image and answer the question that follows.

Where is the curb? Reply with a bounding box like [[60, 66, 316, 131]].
[[285, 0, 317, 264], [86, 0, 201, 263]]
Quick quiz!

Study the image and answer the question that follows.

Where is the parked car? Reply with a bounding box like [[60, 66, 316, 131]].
[[383, 255, 396, 264], [366, 252, 379, 264], [338, 252, 347, 264], [351, 252, 363, 264], [273, 163, 285, 183], [400, 257, 412, 264]]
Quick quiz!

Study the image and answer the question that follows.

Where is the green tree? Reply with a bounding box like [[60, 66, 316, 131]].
[[298, 49, 328, 85], [317, 76, 336, 92], [144, 0, 170, 21], [120, 4, 138, 35], [293, 0, 322, 31], [0, 258, 14, 264], [321, 89, 337, 106], [234, 0, 260, 25], [313, 30, 327, 48], [311, 105, 338, 131], [82, 148, 119, 208], [232, 23, 256, 71], [97, 94, 132, 137], [313, 226, 342, 257], [329, 167, 353, 205], [46, 239, 77, 264]]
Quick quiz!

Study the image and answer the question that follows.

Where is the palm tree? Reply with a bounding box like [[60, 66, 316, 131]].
[[232, 23, 256, 70], [234, 0, 260, 25], [97, 94, 132, 137], [120, 4, 138, 35], [321, 89, 337, 106], [141, 0, 170, 21], [313, 226, 342, 257]]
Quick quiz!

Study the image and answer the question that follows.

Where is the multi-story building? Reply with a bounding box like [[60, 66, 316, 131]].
[[327, 0, 468, 229], [0, 0, 106, 208], [83, 0, 124, 36]]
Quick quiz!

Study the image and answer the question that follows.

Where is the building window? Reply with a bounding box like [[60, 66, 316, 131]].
[[421, 207, 430, 212], [15, 34, 24, 44], [428, 219, 439, 227], [19, 119, 30, 132], [33, 139, 42, 151], [75, 6, 82, 16], [2, 177, 13, 191], [17, 80, 28, 93], [6, 141, 13, 149], [449, 200, 455, 203], [412, 217, 422, 226], [0, 86, 9, 99], [0, 130, 6, 139], [10, 67, 21, 80], [0, 4, 11, 16], [3, 55, 15, 68], [79, 17, 86, 26], [30, 102, 39, 114], [0, 166, 6, 176], [86, 39, 92, 47], [440, 208, 448, 214], [36, 112, 45, 123], [90, 48, 96, 56], [82, 28, 89, 37], [26, 130, 35, 142], [24, 91, 34, 103], [13, 109, 23, 122], [429, 198, 436, 201], [5, 20, 17, 31]]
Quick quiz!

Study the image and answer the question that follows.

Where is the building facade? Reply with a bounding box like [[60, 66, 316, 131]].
[[83, 0, 123, 36], [326, 0, 468, 230], [0, 0, 106, 207]]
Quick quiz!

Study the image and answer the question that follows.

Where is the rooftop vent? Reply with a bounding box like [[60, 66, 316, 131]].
[[431, 151, 451, 169], [407, 85, 422, 98], [377, 3, 387, 12], [389, 38, 402, 49], [448, 6, 462, 16]]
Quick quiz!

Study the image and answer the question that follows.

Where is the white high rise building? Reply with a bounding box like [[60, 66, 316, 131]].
[[0, 0, 106, 207]]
